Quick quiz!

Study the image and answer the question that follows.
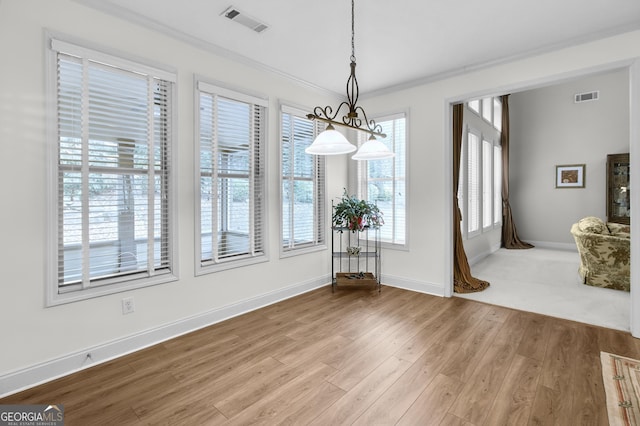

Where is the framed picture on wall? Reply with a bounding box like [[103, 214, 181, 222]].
[[555, 164, 585, 188]]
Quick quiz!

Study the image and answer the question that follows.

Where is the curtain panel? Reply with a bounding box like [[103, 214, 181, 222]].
[[453, 103, 490, 293], [500, 95, 534, 249]]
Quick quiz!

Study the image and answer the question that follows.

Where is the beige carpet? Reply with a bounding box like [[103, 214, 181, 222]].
[[456, 247, 630, 331], [601, 351, 640, 426]]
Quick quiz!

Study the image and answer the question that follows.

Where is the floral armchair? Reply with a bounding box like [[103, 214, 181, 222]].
[[570, 216, 630, 291]]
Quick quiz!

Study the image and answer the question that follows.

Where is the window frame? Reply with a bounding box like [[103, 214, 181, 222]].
[[468, 97, 502, 131], [279, 104, 327, 258], [356, 112, 408, 249], [194, 78, 269, 275], [45, 35, 178, 306]]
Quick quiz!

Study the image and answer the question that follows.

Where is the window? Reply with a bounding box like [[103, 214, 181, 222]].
[[48, 38, 177, 304], [467, 131, 481, 236], [468, 99, 480, 114], [482, 98, 492, 123], [469, 97, 502, 131], [280, 105, 326, 255], [493, 98, 502, 132], [460, 126, 502, 240], [458, 136, 466, 235], [494, 145, 502, 226], [196, 81, 267, 273], [482, 139, 493, 230], [357, 113, 407, 246], [463, 98, 503, 237]]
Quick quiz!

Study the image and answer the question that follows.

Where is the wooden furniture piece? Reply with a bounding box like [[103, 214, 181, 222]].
[[606, 153, 630, 225], [331, 226, 381, 291]]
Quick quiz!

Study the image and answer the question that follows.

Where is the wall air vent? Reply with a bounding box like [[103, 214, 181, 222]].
[[574, 91, 599, 103], [221, 6, 269, 33]]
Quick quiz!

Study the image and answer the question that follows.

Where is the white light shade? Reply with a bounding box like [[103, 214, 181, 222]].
[[351, 137, 396, 160], [305, 124, 356, 155]]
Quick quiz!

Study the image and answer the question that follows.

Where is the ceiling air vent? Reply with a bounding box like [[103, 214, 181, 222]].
[[574, 91, 599, 103], [221, 6, 269, 33]]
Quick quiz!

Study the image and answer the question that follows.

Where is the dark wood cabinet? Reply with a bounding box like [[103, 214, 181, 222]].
[[607, 153, 630, 225]]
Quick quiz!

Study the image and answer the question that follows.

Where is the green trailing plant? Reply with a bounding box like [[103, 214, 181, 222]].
[[332, 189, 384, 232]]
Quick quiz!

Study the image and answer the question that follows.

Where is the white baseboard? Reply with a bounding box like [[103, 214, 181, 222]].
[[527, 240, 577, 251], [468, 243, 502, 266], [0, 275, 331, 398], [468, 242, 577, 266], [468, 252, 490, 266], [382, 274, 445, 297]]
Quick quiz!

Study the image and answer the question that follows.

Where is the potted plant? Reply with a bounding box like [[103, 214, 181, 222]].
[[332, 189, 384, 232]]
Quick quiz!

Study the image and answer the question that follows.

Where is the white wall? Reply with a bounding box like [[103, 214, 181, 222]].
[[2, 0, 640, 396], [509, 69, 630, 247], [0, 0, 348, 394]]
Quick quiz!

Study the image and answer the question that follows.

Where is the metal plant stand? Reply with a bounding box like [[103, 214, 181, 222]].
[[331, 225, 381, 292]]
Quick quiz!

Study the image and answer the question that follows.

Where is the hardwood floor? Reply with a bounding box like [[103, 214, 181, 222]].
[[3, 285, 638, 425]]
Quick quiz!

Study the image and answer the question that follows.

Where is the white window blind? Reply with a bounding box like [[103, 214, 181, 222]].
[[197, 82, 267, 271], [494, 145, 502, 225], [281, 105, 325, 253], [51, 40, 175, 301], [482, 139, 493, 229], [467, 132, 480, 235], [358, 114, 407, 246], [458, 135, 466, 235]]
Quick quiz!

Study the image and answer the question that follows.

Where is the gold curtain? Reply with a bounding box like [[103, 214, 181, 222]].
[[500, 95, 534, 249], [453, 103, 490, 293]]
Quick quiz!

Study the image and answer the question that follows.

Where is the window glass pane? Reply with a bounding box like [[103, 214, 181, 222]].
[[482, 140, 492, 228], [467, 132, 480, 234], [494, 146, 502, 225], [359, 115, 406, 245], [218, 177, 250, 258], [282, 180, 292, 246], [282, 114, 291, 175], [197, 85, 266, 268], [368, 180, 393, 241], [57, 52, 172, 290], [482, 98, 492, 122], [201, 175, 213, 261], [280, 107, 325, 252], [457, 141, 466, 235], [292, 117, 314, 178], [493, 98, 502, 131], [468, 99, 480, 114], [292, 180, 314, 244], [87, 65, 148, 168]]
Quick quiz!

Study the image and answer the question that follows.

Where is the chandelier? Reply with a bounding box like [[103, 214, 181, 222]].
[[305, 0, 395, 160]]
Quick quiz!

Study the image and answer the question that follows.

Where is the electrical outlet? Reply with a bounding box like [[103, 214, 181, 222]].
[[122, 297, 135, 315]]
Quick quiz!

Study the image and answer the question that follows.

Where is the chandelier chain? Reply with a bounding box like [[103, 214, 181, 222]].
[[351, 0, 355, 62]]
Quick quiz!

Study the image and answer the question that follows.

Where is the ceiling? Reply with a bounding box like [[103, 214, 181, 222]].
[[81, 0, 640, 96]]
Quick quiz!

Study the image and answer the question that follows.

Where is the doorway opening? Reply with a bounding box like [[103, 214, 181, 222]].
[[445, 60, 639, 335]]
